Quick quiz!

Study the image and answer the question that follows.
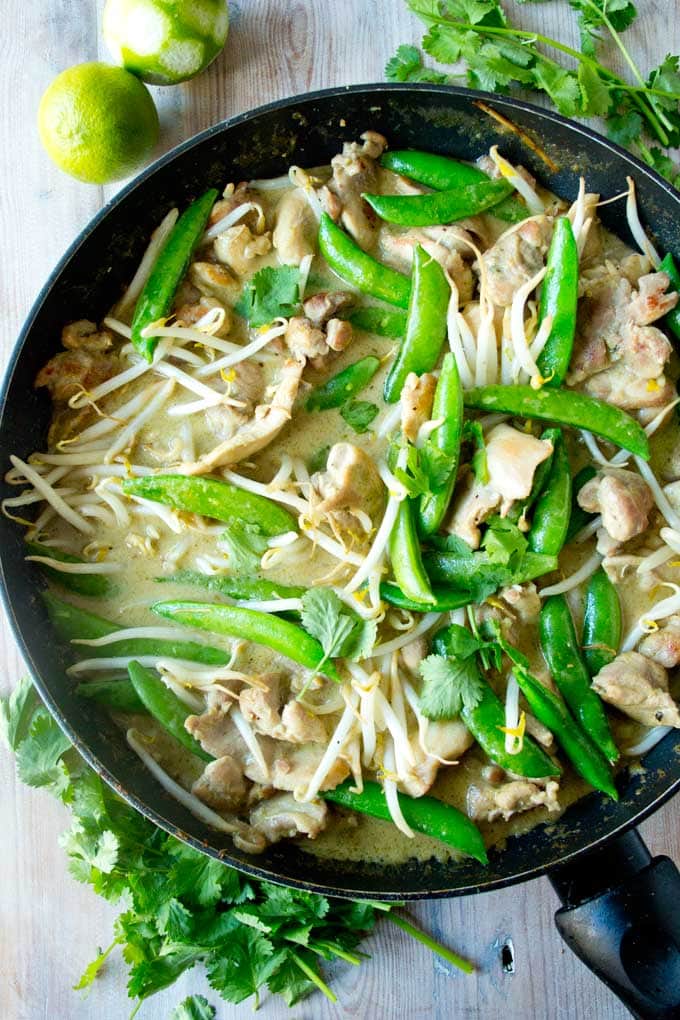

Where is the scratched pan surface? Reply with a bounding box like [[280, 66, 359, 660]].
[[1, 83, 678, 899]]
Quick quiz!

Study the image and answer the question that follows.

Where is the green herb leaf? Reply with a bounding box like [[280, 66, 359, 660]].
[[340, 399, 380, 434], [419, 652, 485, 720], [206, 929, 285, 1005], [462, 420, 489, 483], [481, 516, 527, 567], [171, 995, 217, 1020], [234, 266, 301, 327], [218, 521, 269, 573], [0, 674, 37, 751], [308, 444, 330, 474], [15, 706, 72, 798], [301, 588, 375, 662]]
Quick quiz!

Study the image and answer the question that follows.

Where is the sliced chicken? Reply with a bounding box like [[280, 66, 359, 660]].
[[61, 319, 114, 353], [445, 468, 501, 550], [250, 793, 328, 844], [303, 290, 355, 327], [209, 181, 262, 230], [578, 469, 654, 548], [239, 674, 327, 744], [311, 442, 385, 533], [35, 348, 118, 404], [400, 372, 436, 444], [478, 216, 553, 307], [485, 424, 553, 512], [592, 651, 680, 728], [467, 779, 560, 822], [245, 739, 350, 793], [323, 130, 387, 250], [180, 357, 304, 474], [285, 315, 353, 367], [185, 696, 247, 760], [214, 224, 271, 277], [204, 360, 265, 440], [272, 187, 318, 265], [639, 617, 680, 668], [400, 720, 475, 798], [380, 228, 475, 302], [174, 299, 232, 337], [189, 261, 241, 306], [192, 755, 248, 813]]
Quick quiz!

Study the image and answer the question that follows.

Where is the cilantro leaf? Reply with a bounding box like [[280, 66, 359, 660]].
[[72, 939, 119, 992], [15, 707, 72, 799], [234, 266, 301, 327], [481, 516, 527, 567], [607, 109, 644, 145], [218, 521, 269, 573], [436, 622, 482, 660], [171, 996, 217, 1020], [419, 652, 484, 720], [578, 61, 612, 116], [308, 444, 330, 474], [206, 929, 285, 1005], [340, 399, 379, 434], [301, 588, 375, 662], [385, 43, 448, 83], [0, 674, 37, 751], [267, 950, 317, 1006]]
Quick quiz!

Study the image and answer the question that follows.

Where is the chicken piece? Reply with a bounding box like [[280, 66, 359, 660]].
[[209, 182, 263, 230], [592, 651, 680, 728], [189, 261, 241, 306], [400, 635, 428, 676], [569, 271, 676, 412], [380, 228, 475, 303], [239, 675, 327, 744], [285, 314, 353, 366], [325, 318, 352, 352], [181, 358, 304, 474], [325, 130, 387, 250], [214, 224, 271, 278], [272, 188, 318, 266], [485, 424, 553, 512], [35, 346, 117, 403], [250, 793, 328, 844], [311, 442, 385, 530], [400, 720, 475, 798], [524, 714, 555, 751], [501, 583, 541, 625], [185, 695, 247, 760], [173, 299, 232, 337], [639, 617, 680, 669], [578, 469, 654, 546], [245, 740, 350, 793], [478, 217, 553, 307], [191, 755, 248, 813], [61, 319, 114, 353], [204, 360, 265, 440], [400, 372, 436, 444], [446, 469, 501, 550], [303, 290, 355, 328], [467, 779, 560, 822], [478, 583, 542, 647]]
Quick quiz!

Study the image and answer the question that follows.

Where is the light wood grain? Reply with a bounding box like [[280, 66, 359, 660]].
[[1, 2, 679, 1018]]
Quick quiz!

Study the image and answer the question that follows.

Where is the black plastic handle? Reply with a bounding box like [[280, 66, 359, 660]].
[[549, 829, 680, 1019]]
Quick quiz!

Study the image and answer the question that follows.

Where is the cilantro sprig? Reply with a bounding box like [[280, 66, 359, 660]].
[[388, 0, 680, 186]]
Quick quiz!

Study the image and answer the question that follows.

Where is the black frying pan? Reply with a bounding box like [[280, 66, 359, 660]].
[[2, 84, 680, 1018]]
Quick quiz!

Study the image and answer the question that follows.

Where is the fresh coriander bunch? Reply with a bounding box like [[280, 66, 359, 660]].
[[387, 0, 680, 186]]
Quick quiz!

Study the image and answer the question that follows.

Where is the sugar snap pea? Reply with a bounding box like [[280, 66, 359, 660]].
[[42, 591, 231, 666], [528, 429, 572, 557], [318, 213, 410, 308], [25, 540, 112, 597], [363, 179, 513, 227], [380, 582, 473, 613], [536, 217, 578, 387], [582, 568, 622, 677], [383, 245, 449, 403], [348, 306, 407, 337], [306, 356, 380, 411], [432, 626, 559, 779], [156, 570, 305, 603], [122, 474, 296, 535], [76, 677, 146, 713], [322, 780, 488, 863], [152, 600, 341, 682], [417, 353, 463, 536], [463, 385, 650, 459], [424, 549, 558, 592], [128, 660, 212, 762], [539, 595, 619, 764], [389, 499, 435, 605], [131, 188, 219, 361]]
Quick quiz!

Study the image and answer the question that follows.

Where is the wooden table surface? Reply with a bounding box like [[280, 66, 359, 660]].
[[1, 2, 679, 1017]]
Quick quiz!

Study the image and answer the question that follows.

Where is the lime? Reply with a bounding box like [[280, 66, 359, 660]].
[[103, 0, 229, 85], [38, 62, 159, 184]]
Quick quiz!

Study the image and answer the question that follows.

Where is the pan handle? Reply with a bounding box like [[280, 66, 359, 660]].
[[549, 829, 680, 1019]]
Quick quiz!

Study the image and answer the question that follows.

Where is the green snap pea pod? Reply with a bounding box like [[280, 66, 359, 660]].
[[151, 600, 341, 682], [348, 306, 407, 337], [42, 591, 231, 666], [511, 661, 618, 799], [76, 678, 146, 713], [527, 429, 572, 557], [128, 660, 212, 762], [25, 541, 112, 597], [380, 582, 472, 613], [388, 499, 435, 605], [565, 465, 598, 543], [536, 218, 579, 387], [131, 189, 219, 361], [306, 356, 380, 411], [122, 474, 296, 535], [379, 150, 527, 223], [658, 252, 680, 343], [417, 353, 463, 536], [156, 570, 306, 603], [319, 213, 410, 308], [463, 385, 650, 460], [383, 245, 449, 403], [362, 179, 513, 228], [582, 568, 622, 677], [321, 779, 487, 863], [539, 595, 619, 764], [424, 550, 558, 591], [432, 626, 560, 779]]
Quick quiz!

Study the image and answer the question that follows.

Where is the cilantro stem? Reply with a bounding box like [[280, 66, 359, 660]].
[[290, 953, 338, 1002], [386, 913, 474, 974], [309, 940, 363, 965]]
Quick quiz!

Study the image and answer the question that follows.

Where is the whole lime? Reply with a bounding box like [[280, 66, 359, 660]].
[[103, 0, 229, 85], [38, 62, 159, 184]]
